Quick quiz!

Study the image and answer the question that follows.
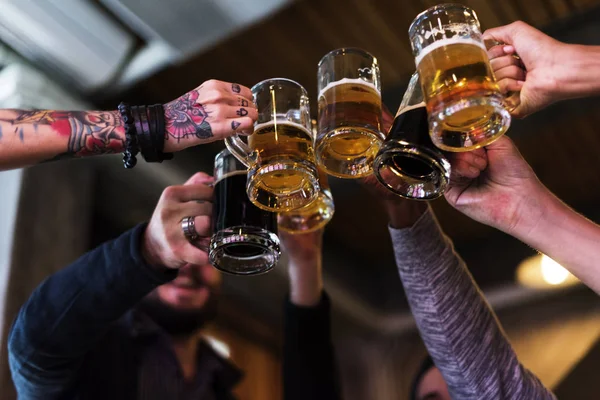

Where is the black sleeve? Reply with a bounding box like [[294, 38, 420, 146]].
[[283, 292, 341, 400], [8, 223, 178, 399]]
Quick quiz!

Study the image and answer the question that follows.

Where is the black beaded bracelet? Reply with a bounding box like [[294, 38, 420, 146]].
[[118, 102, 139, 169]]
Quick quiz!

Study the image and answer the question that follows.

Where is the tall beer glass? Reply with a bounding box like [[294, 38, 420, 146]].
[[209, 148, 281, 275], [316, 48, 384, 178], [409, 4, 511, 152], [226, 78, 319, 212], [374, 73, 450, 200], [279, 120, 335, 233]]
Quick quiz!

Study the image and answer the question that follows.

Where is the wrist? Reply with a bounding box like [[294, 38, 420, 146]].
[[140, 227, 173, 272], [554, 44, 600, 100], [384, 200, 428, 229], [507, 184, 560, 241], [288, 259, 323, 307]]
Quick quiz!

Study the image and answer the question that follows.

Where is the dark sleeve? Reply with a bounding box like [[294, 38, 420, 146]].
[[8, 223, 178, 399], [283, 292, 341, 400]]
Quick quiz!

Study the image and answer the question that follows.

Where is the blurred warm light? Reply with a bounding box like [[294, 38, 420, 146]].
[[516, 254, 580, 289], [540, 255, 569, 285]]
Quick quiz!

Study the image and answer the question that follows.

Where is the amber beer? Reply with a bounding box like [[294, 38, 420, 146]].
[[409, 4, 511, 152], [317, 48, 384, 178], [418, 39, 500, 147], [278, 168, 335, 233], [247, 121, 317, 210]]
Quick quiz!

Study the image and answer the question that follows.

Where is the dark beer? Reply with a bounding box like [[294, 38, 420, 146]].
[[374, 89, 450, 200], [209, 148, 280, 275], [386, 103, 438, 180], [212, 171, 277, 257]]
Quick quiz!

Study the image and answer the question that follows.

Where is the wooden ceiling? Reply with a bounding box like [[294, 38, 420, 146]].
[[95, 0, 600, 316]]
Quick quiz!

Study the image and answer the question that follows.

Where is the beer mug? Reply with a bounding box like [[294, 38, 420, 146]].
[[226, 78, 319, 212], [409, 4, 511, 152], [279, 121, 335, 233], [374, 73, 450, 200], [316, 48, 385, 178], [209, 148, 281, 275]]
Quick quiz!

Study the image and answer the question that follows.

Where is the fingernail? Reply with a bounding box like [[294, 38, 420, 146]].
[[503, 45, 514, 53], [240, 129, 253, 136], [469, 166, 480, 175]]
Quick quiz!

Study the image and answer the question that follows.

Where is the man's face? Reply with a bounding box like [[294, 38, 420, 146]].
[[139, 264, 222, 336], [416, 367, 451, 400], [156, 263, 222, 310]]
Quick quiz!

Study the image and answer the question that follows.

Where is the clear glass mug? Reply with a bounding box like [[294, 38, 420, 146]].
[[409, 3, 511, 152], [373, 72, 450, 200], [316, 48, 385, 178], [278, 120, 335, 233], [209, 148, 281, 275], [226, 78, 319, 212]]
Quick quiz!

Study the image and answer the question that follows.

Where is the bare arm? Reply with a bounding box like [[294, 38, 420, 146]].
[[0, 80, 257, 171], [0, 109, 125, 170], [446, 136, 600, 295], [511, 188, 600, 294]]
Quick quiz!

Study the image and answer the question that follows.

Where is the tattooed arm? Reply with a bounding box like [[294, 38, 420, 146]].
[[0, 80, 257, 171]]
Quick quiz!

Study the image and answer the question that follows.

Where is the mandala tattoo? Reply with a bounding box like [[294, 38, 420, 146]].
[[232, 83, 241, 94], [164, 91, 213, 142]]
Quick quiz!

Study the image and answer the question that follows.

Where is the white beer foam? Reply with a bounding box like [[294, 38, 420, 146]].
[[253, 120, 312, 137], [318, 78, 381, 99], [415, 38, 486, 66], [395, 102, 427, 118]]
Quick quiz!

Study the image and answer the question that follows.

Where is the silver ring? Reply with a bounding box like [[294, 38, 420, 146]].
[[181, 216, 199, 242]]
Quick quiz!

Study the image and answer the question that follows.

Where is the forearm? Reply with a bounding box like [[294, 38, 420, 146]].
[[288, 259, 323, 307], [513, 191, 600, 293], [556, 45, 600, 100], [390, 209, 554, 399], [0, 109, 125, 170], [8, 224, 177, 394]]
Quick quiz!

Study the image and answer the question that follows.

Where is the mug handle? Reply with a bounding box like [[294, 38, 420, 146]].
[[484, 38, 522, 114], [225, 134, 256, 168]]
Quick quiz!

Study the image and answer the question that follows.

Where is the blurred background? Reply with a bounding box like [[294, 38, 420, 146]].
[[1, 0, 600, 399]]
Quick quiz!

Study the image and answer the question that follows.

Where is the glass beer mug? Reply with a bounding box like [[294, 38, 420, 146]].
[[226, 78, 319, 212], [374, 72, 450, 200], [278, 120, 335, 233], [316, 48, 385, 178], [409, 4, 511, 152], [209, 148, 281, 275]]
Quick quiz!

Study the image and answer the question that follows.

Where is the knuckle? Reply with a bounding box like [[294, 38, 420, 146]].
[[162, 185, 180, 200]]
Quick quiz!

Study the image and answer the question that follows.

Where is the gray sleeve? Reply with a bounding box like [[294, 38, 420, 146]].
[[389, 208, 555, 400]]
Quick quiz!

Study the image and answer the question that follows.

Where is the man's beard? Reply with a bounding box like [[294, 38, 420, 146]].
[[137, 289, 219, 337]]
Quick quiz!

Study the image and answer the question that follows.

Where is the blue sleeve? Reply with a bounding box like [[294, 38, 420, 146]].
[[8, 223, 178, 399]]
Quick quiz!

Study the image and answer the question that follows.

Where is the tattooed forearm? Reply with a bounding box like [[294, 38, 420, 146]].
[[164, 91, 213, 142], [0, 110, 125, 159]]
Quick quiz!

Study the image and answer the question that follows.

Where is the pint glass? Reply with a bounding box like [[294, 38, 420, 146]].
[[226, 78, 319, 212], [409, 4, 511, 152], [209, 149, 281, 275], [316, 48, 384, 178], [374, 73, 450, 200]]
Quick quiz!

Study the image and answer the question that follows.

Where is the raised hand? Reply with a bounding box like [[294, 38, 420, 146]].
[[163, 80, 257, 152], [142, 172, 215, 270]]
